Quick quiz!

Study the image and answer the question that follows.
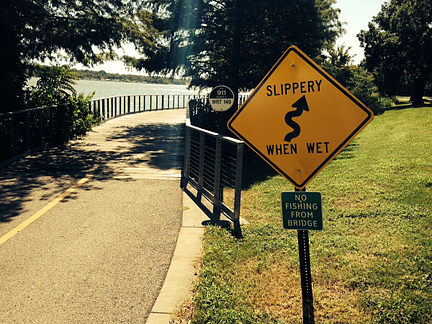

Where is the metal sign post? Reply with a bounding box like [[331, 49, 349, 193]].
[[282, 187, 319, 322], [282, 188, 322, 322], [298, 228, 315, 323], [296, 187, 315, 323]]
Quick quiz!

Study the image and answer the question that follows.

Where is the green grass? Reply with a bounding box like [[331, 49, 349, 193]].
[[175, 106, 432, 324]]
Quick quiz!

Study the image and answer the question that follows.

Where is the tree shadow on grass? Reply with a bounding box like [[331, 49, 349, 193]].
[[334, 141, 360, 161], [240, 139, 361, 189], [383, 101, 431, 112], [0, 121, 185, 224]]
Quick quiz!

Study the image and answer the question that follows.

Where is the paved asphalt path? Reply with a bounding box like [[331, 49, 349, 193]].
[[0, 109, 187, 323]]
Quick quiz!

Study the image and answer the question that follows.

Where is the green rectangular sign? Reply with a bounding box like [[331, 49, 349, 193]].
[[281, 192, 323, 231]]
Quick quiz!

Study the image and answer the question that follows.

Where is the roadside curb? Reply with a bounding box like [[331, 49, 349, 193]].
[[145, 191, 207, 324]]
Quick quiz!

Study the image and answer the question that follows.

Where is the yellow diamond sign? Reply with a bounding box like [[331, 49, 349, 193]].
[[228, 46, 374, 189]]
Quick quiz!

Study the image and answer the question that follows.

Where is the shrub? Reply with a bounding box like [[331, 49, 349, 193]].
[[25, 65, 98, 144]]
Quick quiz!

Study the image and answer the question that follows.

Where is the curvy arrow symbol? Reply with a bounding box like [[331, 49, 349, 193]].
[[284, 95, 309, 142]]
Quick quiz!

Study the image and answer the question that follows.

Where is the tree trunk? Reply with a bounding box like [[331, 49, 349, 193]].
[[0, 0, 26, 112], [410, 71, 430, 105], [222, 0, 241, 135]]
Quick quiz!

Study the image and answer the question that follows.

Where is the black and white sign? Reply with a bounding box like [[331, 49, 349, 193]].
[[209, 85, 235, 112]]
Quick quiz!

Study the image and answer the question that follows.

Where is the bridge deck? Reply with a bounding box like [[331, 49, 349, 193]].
[[77, 109, 186, 179], [0, 109, 196, 323]]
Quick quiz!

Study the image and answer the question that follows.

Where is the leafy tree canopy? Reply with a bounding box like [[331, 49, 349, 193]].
[[0, 0, 142, 112], [321, 45, 383, 115], [25, 65, 77, 108], [125, 0, 343, 92], [358, 0, 432, 104]]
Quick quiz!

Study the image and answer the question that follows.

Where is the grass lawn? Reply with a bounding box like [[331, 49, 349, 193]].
[[175, 106, 432, 323]]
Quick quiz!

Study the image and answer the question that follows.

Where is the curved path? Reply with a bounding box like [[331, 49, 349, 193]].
[[0, 109, 204, 323]]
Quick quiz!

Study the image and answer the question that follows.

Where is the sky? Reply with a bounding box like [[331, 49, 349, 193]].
[[75, 0, 386, 74], [335, 0, 386, 64]]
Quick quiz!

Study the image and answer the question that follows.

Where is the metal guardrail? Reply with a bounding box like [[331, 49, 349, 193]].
[[90, 94, 248, 121], [90, 94, 205, 120], [0, 94, 205, 167], [0, 106, 64, 167], [181, 110, 244, 234]]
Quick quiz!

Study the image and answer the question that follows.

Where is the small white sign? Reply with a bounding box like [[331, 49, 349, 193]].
[[209, 85, 235, 112]]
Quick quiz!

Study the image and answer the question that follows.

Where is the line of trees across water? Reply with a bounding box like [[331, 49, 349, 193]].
[[28, 66, 189, 86]]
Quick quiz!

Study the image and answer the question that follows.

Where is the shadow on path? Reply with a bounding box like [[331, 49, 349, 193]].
[[0, 121, 185, 224]]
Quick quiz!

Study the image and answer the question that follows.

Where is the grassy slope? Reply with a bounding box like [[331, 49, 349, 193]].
[[177, 106, 432, 324]]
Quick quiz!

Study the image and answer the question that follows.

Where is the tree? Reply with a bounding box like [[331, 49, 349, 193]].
[[0, 0, 141, 113], [25, 65, 77, 108], [24, 65, 97, 143], [126, 0, 343, 93], [358, 0, 432, 104], [321, 45, 383, 115], [320, 45, 356, 88], [124, 0, 342, 133]]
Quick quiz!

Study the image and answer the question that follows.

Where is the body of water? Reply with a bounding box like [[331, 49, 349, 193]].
[[28, 78, 201, 99]]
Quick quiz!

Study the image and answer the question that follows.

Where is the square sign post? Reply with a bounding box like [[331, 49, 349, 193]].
[[282, 189, 322, 323], [228, 46, 374, 324]]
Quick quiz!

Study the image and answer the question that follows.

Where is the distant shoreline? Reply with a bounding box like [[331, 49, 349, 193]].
[[29, 65, 190, 86], [72, 69, 190, 86]]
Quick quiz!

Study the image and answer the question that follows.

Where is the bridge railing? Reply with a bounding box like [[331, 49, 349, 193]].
[[0, 94, 204, 167], [89, 93, 248, 121], [181, 108, 244, 235], [90, 94, 205, 120], [0, 106, 66, 167]]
